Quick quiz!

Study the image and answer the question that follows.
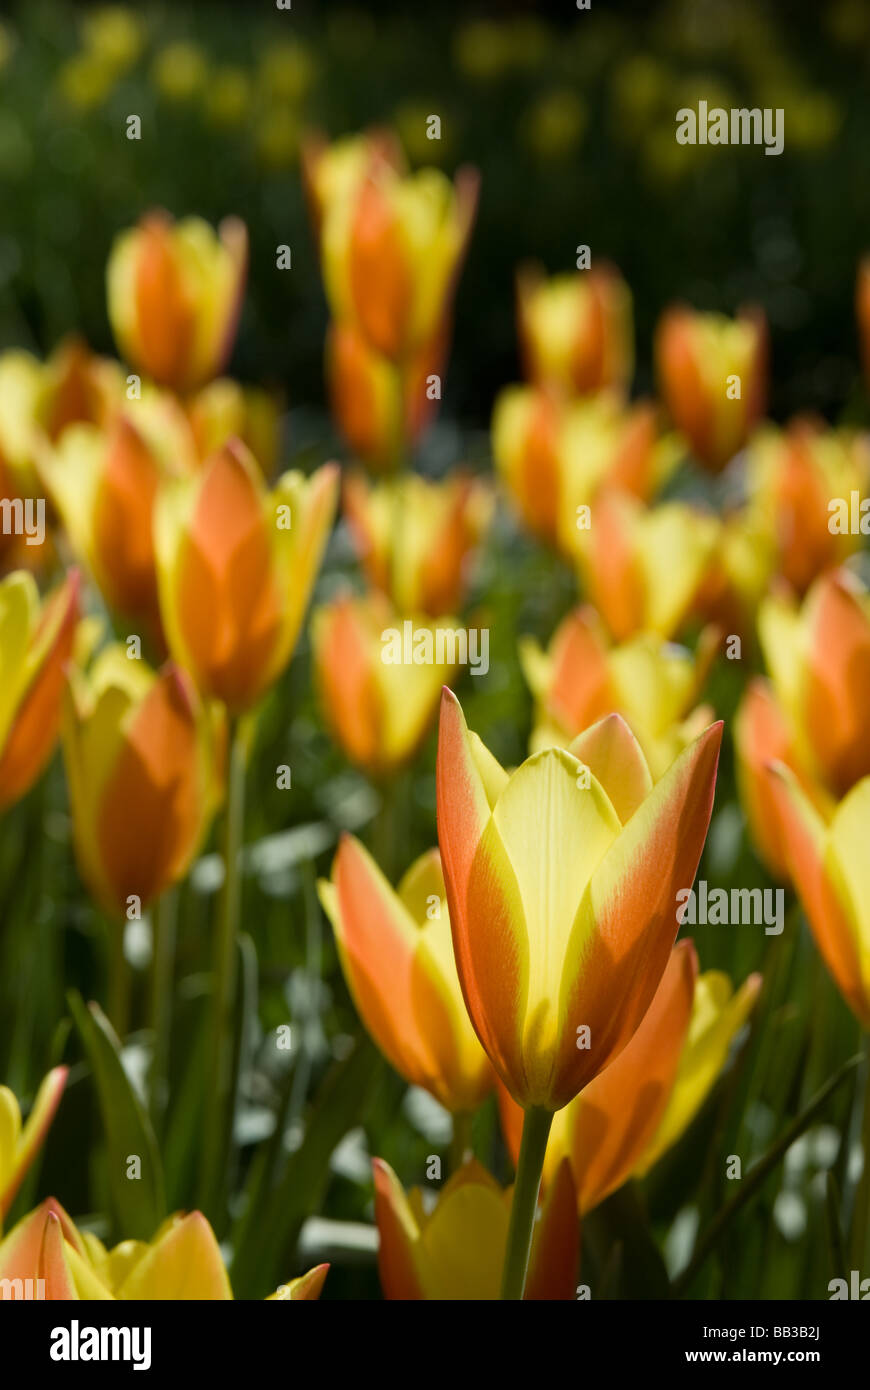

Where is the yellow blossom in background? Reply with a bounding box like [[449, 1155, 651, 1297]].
[[151, 41, 209, 103]]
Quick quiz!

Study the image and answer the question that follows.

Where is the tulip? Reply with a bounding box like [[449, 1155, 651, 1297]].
[[301, 128, 405, 243], [186, 377, 282, 476], [500, 944, 760, 1211], [0, 1199, 327, 1299], [343, 470, 492, 617], [62, 646, 218, 920], [491, 385, 564, 547], [319, 161, 478, 363], [516, 263, 634, 397], [574, 492, 719, 641], [757, 570, 870, 798], [36, 337, 124, 443], [155, 440, 338, 714], [40, 410, 194, 644], [311, 592, 459, 778], [0, 569, 80, 811], [656, 304, 766, 472], [520, 604, 717, 778], [0, 1068, 67, 1221], [372, 1156, 578, 1300], [768, 766, 870, 1028], [0, 351, 51, 569], [436, 694, 721, 1295], [107, 211, 248, 392], [319, 835, 493, 1113], [327, 320, 446, 471], [693, 508, 775, 642], [744, 419, 870, 593], [493, 387, 680, 552]]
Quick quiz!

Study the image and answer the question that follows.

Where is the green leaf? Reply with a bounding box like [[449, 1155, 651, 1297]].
[[230, 1036, 384, 1298], [68, 991, 165, 1241]]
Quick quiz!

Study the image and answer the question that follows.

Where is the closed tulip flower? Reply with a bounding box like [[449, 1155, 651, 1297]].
[[0, 1068, 67, 1221], [520, 605, 716, 778], [0, 569, 80, 811], [186, 377, 282, 477], [517, 263, 634, 398], [155, 440, 338, 713], [0, 1199, 327, 1299], [768, 766, 870, 1029], [320, 161, 478, 363], [745, 419, 870, 594], [656, 305, 766, 472], [319, 835, 493, 1113], [373, 1156, 578, 1300], [499, 943, 759, 1211], [311, 592, 459, 777], [758, 570, 870, 798], [327, 320, 446, 472], [574, 493, 719, 641], [41, 409, 195, 644], [301, 128, 405, 242], [107, 211, 248, 392], [343, 470, 492, 617], [62, 647, 218, 918], [492, 385, 564, 547]]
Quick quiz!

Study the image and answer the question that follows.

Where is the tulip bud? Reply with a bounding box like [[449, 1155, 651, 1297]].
[[62, 648, 219, 917], [0, 569, 80, 810], [311, 592, 459, 777], [107, 211, 248, 392], [319, 835, 493, 1112], [155, 441, 338, 713], [320, 162, 478, 363], [656, 304, 766, 472], [517, 263, 634, 397], [343, 470, 492, 617]]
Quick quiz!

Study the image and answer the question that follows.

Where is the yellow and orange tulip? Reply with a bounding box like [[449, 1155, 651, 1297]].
[[155, 441, 338, 713], [107, 211, 248, 392], [744, 419, 870, 594], [62, 647, 219, 917], [0, 1068, 67, 1222], [186, 377, 282, 476], [0, 569, 80, 811], [520, 604, 716, 778], [493, 387, 680, 552], [343, 470, 491, 617], [373, 1156, 578, 1300], [319, 161, 478, 363], [0, 1198, 326, 1299], [436, 696, 722, 1110], [574, 493, 719, 641], [319, 835, 493, 1113], [500, 942, 759, 1211], [516, 263, 634, 398], [301, 128, 405, 243], [656, 305, 766, 472], [768, 766, 870, 1029], [311, 592, 458, 777]]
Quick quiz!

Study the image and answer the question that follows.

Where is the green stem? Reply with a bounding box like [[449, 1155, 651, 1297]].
[[107, 917, 130, 1040], [148, 889, 177, 1133], [199, 716, 247, 1216], [849, 1037, 870, 1269], [500, 1106, 553, 1300], [449, 1110, 473, 1173]]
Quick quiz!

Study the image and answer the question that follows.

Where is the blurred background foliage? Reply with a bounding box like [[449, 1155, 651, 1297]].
[[0, 0, 868, 1301]]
